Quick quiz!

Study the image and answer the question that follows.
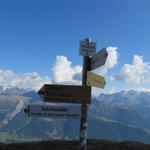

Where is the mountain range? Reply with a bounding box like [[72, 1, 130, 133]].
[[0, 87, 150, 144]]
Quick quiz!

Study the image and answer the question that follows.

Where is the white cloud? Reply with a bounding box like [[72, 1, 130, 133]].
[[10, 72, 51, 91], [0, 70, 51, 91], [52, 56, 82, 84], [0, 70, 14, 86], [106, 47, 118, 69], [135, 88, 150, 92], [112, 55, 150, 84], [93, 47, 118, 75]]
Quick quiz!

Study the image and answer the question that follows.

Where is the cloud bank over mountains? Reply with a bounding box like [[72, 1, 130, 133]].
[[0, 71, 51, 91], [111, 55, 150, 84], [0, 47, 149, 92], [0, 47, 118, 91]]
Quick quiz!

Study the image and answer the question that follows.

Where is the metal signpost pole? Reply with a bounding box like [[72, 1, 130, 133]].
[[80, 55, 91, 150]]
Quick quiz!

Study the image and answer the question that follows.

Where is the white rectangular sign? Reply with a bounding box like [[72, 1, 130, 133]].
[[91, 48, 108, 70], [27, 104, 81, 119], [79, 40, 96, 56]]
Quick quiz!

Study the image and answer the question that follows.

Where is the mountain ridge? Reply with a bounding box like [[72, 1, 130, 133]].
[[0, 87, 150, 143]]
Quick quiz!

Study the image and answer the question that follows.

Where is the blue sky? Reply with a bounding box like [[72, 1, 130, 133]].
[[0, 0, 150, 93]]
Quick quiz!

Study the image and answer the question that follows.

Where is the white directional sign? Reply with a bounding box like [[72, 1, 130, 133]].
[[27, 104, 81, 119], [79, 40, 96, 56], [91, 48, 108, 70]]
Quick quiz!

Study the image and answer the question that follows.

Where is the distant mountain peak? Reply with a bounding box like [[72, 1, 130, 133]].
[[1, 86, 34, 96]]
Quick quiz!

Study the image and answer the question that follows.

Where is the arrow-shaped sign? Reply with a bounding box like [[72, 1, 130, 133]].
[[91, 48, 108, 70], [86, 71, 106, 88], [38, 84, 91, 104]]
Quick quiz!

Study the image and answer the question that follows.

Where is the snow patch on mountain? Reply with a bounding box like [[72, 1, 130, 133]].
[[0, 100, 25, 129]]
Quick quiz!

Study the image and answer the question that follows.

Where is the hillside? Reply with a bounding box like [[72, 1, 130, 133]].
[[0, 87, 150, 144], [0, 140, 150, 150]]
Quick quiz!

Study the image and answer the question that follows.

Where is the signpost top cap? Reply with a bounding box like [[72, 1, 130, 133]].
[[84, 38, 91, 42]]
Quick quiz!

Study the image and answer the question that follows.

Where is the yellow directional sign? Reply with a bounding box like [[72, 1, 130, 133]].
[[86, 71, 106, 88], [38, 84, 91, 104]]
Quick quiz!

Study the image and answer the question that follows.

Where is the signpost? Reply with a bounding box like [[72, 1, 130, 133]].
[[91, 48, 108, 70], [26, 104, 81, 119], [86, 71, 105, 88], [38, 84, 91, 104], [24, 38, 108, 150], [79, 39, 107, 150], [79, 38, 96, 56], [80, 55, 91, 150]]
